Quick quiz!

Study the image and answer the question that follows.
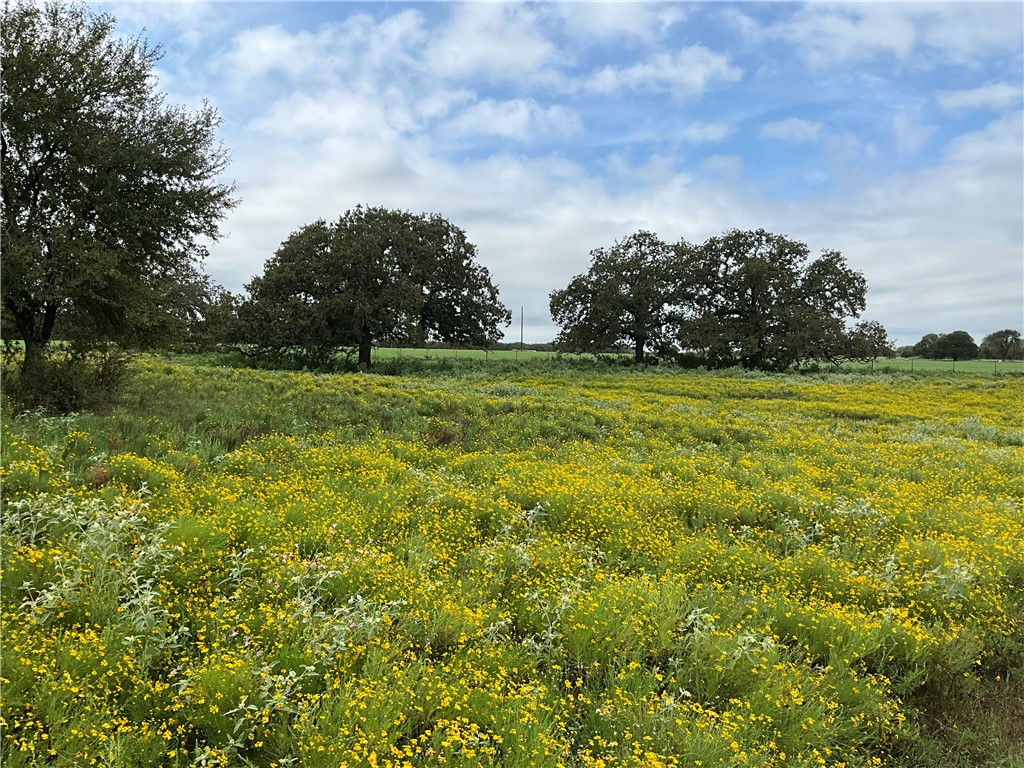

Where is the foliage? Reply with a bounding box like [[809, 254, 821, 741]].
[[980, 329, 1024, 361], [180, 286, 243, 353], [934, 331, 980, 361], [2, 343, 133, 415], [549, 231, 681, 364], [913, 331, 984, 362], [677, 229, 868, 371], [912, 333, 941, 358], [241, 206, 510, 368], [2, 357, 1023, 767], [550, 228, 877, 371], [0, 1, 236, 380], [834, 320, 896, 365]]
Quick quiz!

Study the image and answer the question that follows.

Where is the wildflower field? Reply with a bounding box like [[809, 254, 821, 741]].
[[2, 359, 1023, 768]]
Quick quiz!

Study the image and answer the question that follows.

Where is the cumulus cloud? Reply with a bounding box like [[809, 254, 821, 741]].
[[760, 118, 823, 143], [585, 45, 741, 97], [729, 3, 1022, 69], [773, 5, 918, 67], [544, 3, 685, 43], [426, 3, 561, 84], [939, 83, 1023, 112], [220, 10, 426, 89], [679, 122, 735, 144], [444, 100, 581, 141]]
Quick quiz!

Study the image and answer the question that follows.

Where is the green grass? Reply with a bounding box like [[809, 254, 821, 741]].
[[839, 357, 1024, 374], [375, 346, 559, 361]]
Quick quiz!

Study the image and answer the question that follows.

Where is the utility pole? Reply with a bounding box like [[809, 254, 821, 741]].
[[520, 307, 524, 359]]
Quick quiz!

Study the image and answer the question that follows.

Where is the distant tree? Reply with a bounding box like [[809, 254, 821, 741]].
[[1, 1, 236, 378], [934, 330, 979, 361], [896, 345, 916, 358], [979, 329, 1023, 360], [185, 286, 242, 351], [241, 207, 510, 368], [549, 231, 681, 364], [676, 229, 867, 371], [843, 320, 896, 363], [912, 333, 942, 359]]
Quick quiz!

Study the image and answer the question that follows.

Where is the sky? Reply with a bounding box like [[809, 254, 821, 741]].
[[99, 1, 1023, 346]]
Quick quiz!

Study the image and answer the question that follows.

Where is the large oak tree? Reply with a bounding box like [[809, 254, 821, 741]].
[[980, 329, 1023, 361], [677, 229, 867, 371], [549, 231, 681, 364], [241, 207, 510, 368], [1, 1, 236, 375]]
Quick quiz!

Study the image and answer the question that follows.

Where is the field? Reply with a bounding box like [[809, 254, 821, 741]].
[[2, 359, 1023, 768], [375, 348, 1024, 376]]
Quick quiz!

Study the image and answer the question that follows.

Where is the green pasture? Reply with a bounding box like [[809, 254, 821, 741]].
[[383, 347, 1024, 374], [838, 357, 1024, 374], [376, 346, 558, 361]]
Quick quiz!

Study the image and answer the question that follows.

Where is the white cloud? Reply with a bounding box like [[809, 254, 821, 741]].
[[585, 45, 741, 97], [249, 89, 398, 141], [544, 3, 685, 43], [939, 83, 1023, 112], [760, 118, 823, 143], [223, 24, 317, 83], [445, 100, 581, 141], [679, 122, 735, 144], [105, 0, 216, 41], [427, 4, 561, 84], [917, 3, 1023, 62], [221, 11, 426, 88], [797, 113, 1024, 343], [730, 3, 1022, 69], [775, 5, 917, 68]]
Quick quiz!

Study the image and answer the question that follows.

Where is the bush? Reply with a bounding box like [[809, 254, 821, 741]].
[[2, 345, 133, 415]]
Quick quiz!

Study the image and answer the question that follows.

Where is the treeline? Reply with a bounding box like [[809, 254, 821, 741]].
[[550, 229, 893, 371], [897, 330, 1024, 361]]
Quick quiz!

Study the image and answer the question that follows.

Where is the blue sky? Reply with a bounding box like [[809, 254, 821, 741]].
[[101, 1, 1023, 345]]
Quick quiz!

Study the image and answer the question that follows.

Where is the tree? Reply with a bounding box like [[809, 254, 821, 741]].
[[934, 330, 979, 361], [241, 206, 510, 368], [677, 229, 867, 371], [912, 333, 941, 359], [843, 320, 896, 363], [980, 329, 1023, 360], [183, 285, 242, 351], [1, 1, 236, 376], [549, 231, 681, 364]]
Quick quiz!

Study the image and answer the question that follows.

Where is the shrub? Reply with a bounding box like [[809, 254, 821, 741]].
[[3, 345, 132, 415]]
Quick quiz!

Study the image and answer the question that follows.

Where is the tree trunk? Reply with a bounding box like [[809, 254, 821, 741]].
[[9, 301, 56, 379], [358, 323, 372, 368], [634, 339, 645, 365], [20, 337, 45, 380]]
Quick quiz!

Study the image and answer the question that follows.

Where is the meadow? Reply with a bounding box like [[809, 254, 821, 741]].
[[2, 358, 1022, 768], [373, 348, 1024, 376]]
